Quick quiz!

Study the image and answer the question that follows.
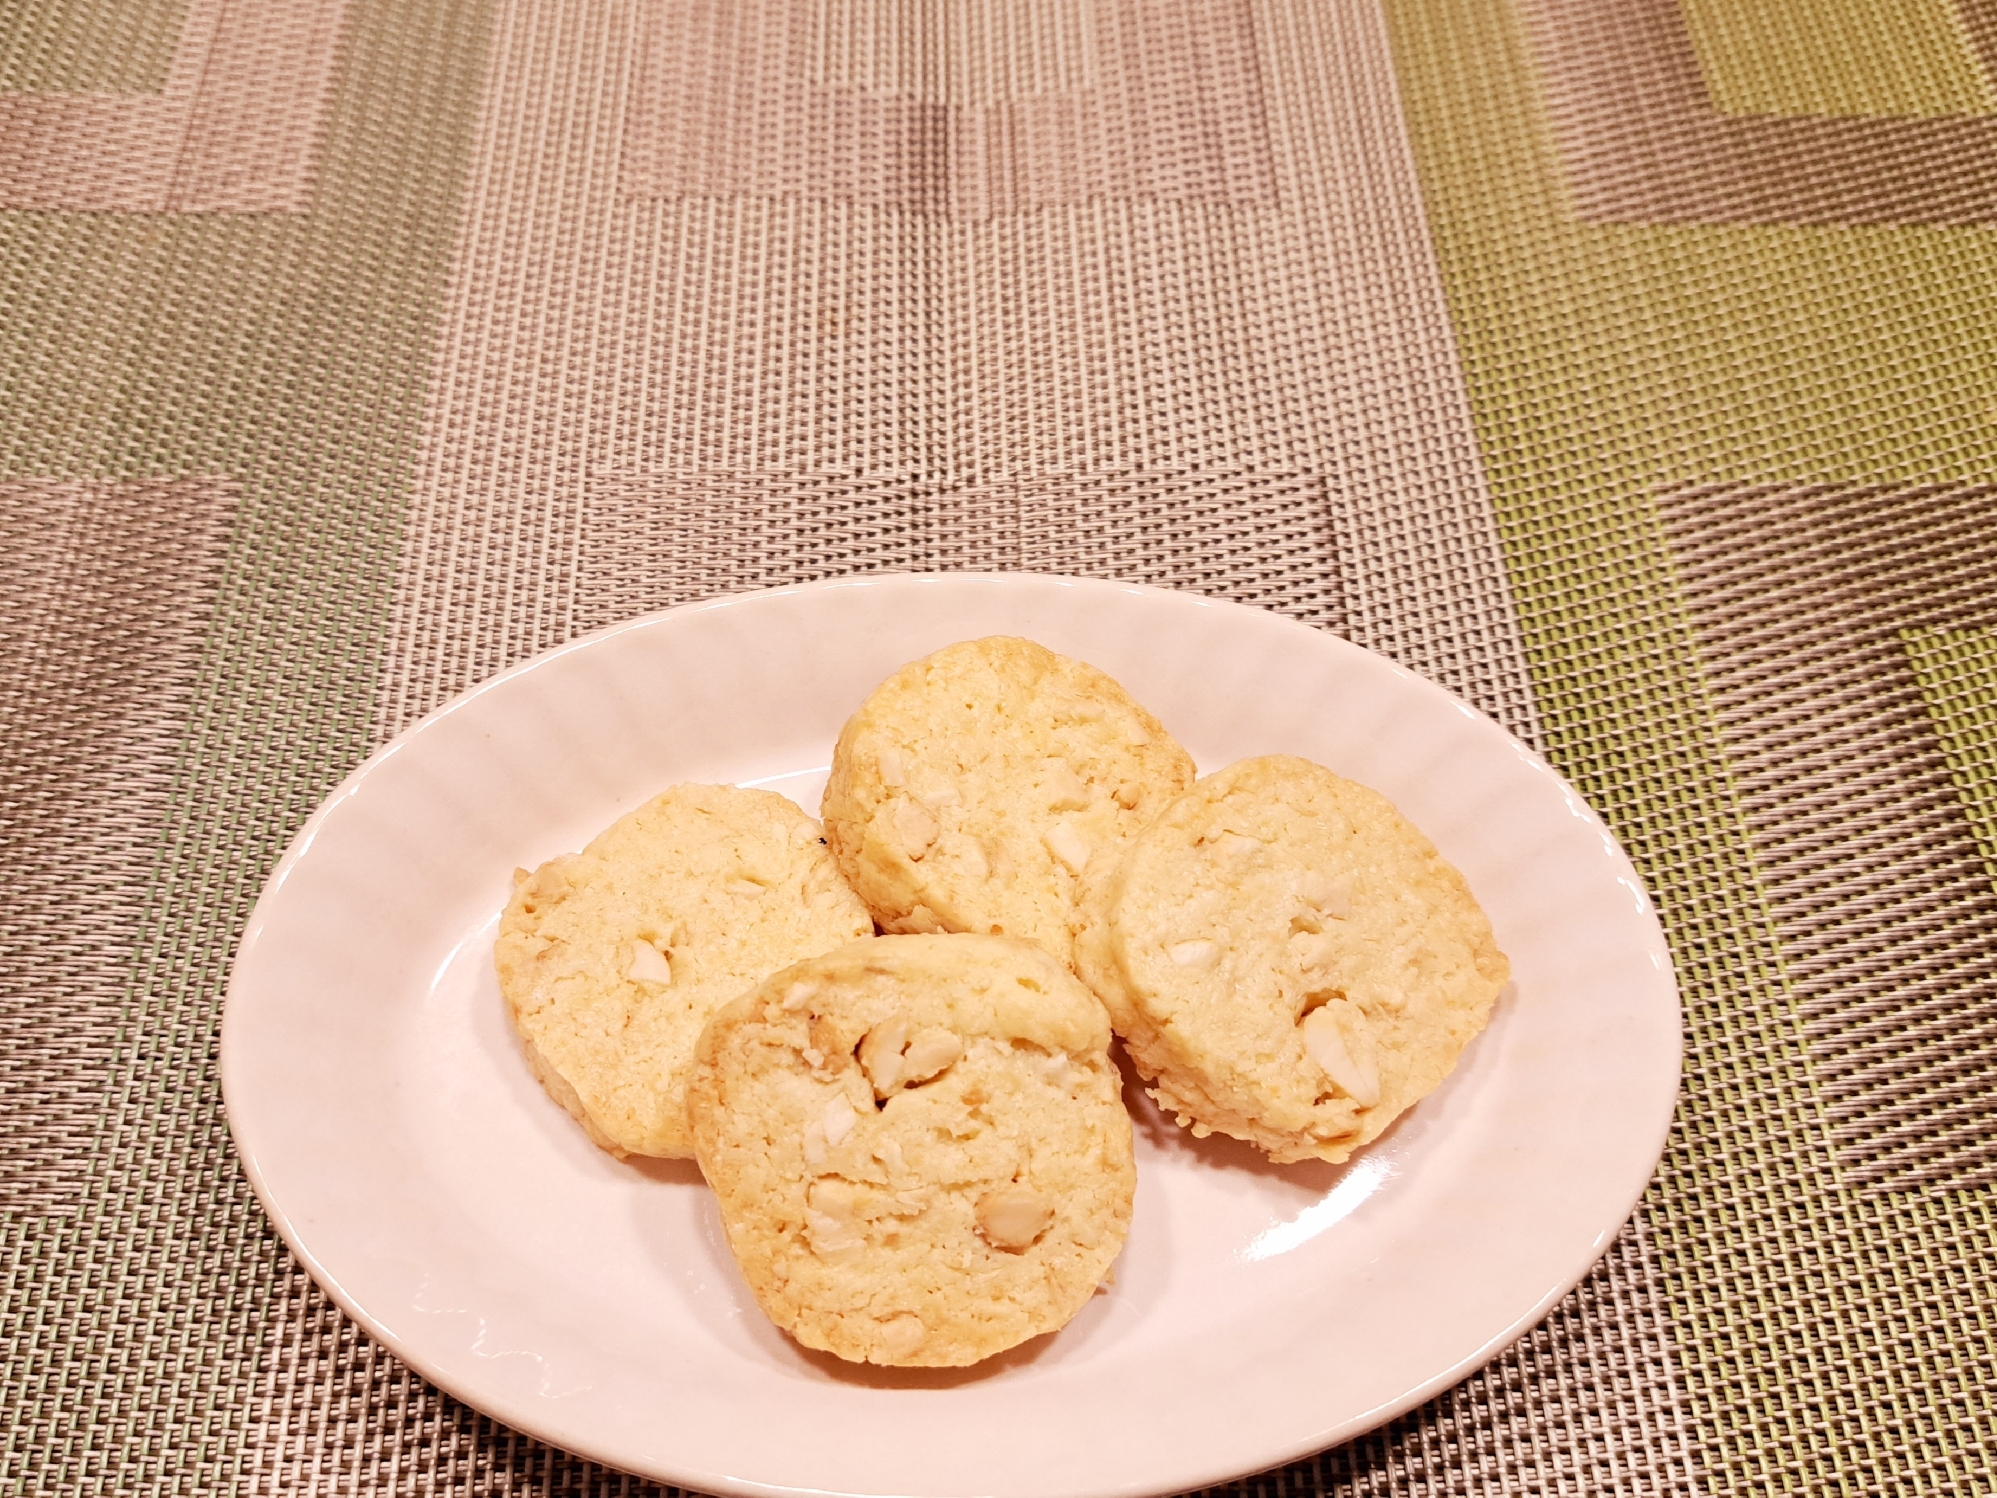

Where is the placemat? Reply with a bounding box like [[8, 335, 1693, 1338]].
[[2, 1, 1991, 1493]]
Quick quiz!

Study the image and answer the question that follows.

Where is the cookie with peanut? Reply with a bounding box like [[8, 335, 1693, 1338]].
[[1076, 755, 1508, 1165], [688, 934, 1135, 1367], [495, 784, 873, 1160], [821, 637, 1194, 971]]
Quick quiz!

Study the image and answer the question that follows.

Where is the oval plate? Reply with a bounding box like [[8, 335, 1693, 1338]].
[[223, 574, 1679, 1498]]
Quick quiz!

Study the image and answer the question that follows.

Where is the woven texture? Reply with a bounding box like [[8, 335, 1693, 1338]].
[[0, 478, 236, 1214], [3, 0, 1994, 1494], [1657, 483, 1997, 1192], [1906, 625, 1997, 884]]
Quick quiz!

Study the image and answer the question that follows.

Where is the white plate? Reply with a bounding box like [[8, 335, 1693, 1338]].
[[223, 574, 1679, 1498]]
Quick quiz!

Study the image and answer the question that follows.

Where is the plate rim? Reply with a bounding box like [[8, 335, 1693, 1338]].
[[223, 571, 1682, 1498]]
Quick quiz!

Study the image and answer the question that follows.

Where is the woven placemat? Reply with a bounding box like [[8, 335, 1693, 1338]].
[[3, 0, 1992, 1493]]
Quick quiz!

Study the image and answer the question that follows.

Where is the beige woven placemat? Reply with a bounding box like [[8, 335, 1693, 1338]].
[[3, 0, 1992, 1493]]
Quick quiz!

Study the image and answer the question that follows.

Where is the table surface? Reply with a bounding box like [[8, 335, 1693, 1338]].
[[3, 1, 1992, 1495]]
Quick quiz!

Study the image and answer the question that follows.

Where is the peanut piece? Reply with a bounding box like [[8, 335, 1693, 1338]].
[[821, 1093, 858, 1147], [1301, 1005, 1380, 1107], [1044, 820, 1090, 875], [976, 1185, 1055, 1251], [805, 1211, 863, 1260], [898, 1027, 963, 1086], [1044, 760, 1091, 812], [810, 1178, 863, 1216], [859, 1018, 962, 1099], [623, 938, 672, 985], [806, 1179, 870, 1260], [858, 1016, 911, 1096], [805, 1193, 864, 1260], [878, 1313, 926, 1359]]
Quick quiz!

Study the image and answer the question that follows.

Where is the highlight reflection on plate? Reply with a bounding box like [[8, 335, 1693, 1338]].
[[223, 574, 1679, 1498], [1243, 1154, 1399, 1263]]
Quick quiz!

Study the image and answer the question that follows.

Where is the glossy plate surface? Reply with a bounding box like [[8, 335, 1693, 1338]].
[[223, 574, 1679, 1498]]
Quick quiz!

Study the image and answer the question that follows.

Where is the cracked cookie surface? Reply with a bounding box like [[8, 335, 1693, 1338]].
[[494, 784, 873, 1160], [820, 636, 1194, 971], [1076, 755, 1509, 1165], [689, 934, 1135, 1367]]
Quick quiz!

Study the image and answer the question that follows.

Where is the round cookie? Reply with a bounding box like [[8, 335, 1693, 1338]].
[[495, 784, 873, 1160], [820, 637, 1194, 970], [688, 934, 1135, 1367], [1075, 755, 1509, 1165]]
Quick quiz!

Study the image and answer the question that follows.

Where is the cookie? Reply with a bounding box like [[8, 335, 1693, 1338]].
[[1076, 755, 1509, 1165], [688, 934, 1135, 1367], [495, 784, 874, 1160], [820, 637, 1195, 970]]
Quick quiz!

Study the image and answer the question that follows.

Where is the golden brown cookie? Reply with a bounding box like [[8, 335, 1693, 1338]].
[[689, 934, 1135, 1367], [1076, 755, 1509, 1164], [495, 784, 873, 1159], [820, 637, 1194, 970]]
